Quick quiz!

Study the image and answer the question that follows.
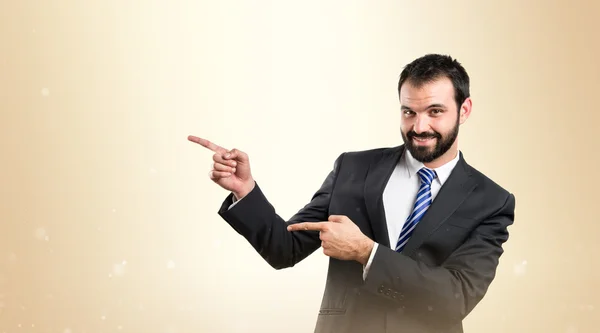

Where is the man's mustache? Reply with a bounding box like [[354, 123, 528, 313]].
[[407, 131, 441, 139]]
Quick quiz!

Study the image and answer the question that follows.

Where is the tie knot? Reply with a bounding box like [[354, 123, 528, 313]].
[[417, 167, 436, 186]]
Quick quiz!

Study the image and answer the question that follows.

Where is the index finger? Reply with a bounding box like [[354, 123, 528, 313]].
[[287, 222, 326, 232], [188, 135, 227, 153]]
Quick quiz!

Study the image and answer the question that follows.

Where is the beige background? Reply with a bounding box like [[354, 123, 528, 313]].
[[1, 1, 599, 332]]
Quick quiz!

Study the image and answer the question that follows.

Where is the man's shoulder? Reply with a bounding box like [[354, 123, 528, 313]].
[[463, 161, 516, 223], [462, 158, 514, 201], [339, 145, 401, 161], [329, 145, 400, 173]]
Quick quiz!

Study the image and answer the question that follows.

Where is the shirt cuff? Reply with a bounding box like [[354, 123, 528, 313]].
[[228, 193, 241, 209], [362, 242, 379, 281]]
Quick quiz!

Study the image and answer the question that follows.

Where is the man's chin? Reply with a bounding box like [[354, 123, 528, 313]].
[[412, 144, 434, 154], [408, 145, 437, 163]]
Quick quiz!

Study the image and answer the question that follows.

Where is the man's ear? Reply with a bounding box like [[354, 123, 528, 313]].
[[459, 97, 473, 124]]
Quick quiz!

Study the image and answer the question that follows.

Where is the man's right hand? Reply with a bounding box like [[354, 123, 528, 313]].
[[187, 135, 255, 200]]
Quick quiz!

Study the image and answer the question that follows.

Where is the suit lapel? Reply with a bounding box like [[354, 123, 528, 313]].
[[401, 152, 478, 256], [363, 145, 404, 248]]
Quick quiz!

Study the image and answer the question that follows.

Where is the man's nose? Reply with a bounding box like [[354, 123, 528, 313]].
[[413, 115, 430, 133]]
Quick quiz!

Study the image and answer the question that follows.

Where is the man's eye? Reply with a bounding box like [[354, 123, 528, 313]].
[[431, 109, 443, 114]]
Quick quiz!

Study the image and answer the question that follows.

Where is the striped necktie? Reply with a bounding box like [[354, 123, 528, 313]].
[[395, 167, 437, 252]]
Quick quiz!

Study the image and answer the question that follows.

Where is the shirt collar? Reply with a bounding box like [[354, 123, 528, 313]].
[[403, 148, 461, 186]]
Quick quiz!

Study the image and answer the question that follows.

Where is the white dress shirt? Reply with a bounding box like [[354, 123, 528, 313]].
[[362, 149, 460, 279], [228, 148, 461, 280]]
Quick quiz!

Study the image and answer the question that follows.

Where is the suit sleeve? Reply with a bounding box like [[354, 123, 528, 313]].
[[362, 192, 516, 326], [217, 153, 345, 270]]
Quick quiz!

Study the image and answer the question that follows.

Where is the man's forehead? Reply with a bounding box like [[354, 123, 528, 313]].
[[400, 79, 454, 106], [403, 94, 439, 102], [400, 93, 450, 107]]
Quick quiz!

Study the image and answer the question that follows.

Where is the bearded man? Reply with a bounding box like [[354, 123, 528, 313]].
[[189, 53, 516, 333]]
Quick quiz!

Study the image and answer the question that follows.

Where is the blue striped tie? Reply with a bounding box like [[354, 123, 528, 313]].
[[395, 167, 437, 252]]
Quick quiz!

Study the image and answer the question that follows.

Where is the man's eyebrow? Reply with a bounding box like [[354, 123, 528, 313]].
[[427, 103, 447, 109], [400, 103, 447, 111]]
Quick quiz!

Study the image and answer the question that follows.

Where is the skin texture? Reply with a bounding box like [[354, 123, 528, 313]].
[[188, 76, 473, 265]]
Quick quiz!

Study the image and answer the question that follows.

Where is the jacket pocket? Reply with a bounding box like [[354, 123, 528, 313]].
[[319, 281, 349, 314], [318, 308, 346, 315]]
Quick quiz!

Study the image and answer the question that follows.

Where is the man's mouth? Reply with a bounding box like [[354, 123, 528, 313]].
[[412, 136, 436, 144]]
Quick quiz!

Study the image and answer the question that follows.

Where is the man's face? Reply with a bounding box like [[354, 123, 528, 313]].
[[399, 77, 465, 163]]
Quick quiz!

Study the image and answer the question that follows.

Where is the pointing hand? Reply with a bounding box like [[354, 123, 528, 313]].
[[287, 215, 375, 265], [188, 135, 255, 200]]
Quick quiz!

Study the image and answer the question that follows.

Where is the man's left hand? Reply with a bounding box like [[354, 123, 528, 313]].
[[287, 215, 374, 265]]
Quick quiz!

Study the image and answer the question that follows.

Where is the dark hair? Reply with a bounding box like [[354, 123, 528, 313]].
[[398, 54, 470, 109]]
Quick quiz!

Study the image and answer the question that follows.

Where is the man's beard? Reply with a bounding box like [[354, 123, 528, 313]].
[[401, 120, 459, 163]]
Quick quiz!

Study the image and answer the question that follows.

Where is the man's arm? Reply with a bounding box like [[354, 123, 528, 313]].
[[217, 153, 346, 269], [362, 192, 515, 326]]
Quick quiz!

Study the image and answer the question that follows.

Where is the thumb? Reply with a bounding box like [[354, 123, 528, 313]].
[[225, 148, 249, 162], [328, 215, 347, 223]]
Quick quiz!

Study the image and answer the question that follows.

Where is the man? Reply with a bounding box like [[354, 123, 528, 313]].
[[188, 54, 515, 333]]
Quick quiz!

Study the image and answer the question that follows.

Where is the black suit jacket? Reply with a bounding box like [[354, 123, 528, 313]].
[[217, 145, 516, 333]]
